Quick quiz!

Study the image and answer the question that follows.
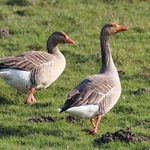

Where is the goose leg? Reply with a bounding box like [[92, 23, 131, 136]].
[[90, 116, 101, 134], [24, 88, 36, 104], [90, 119, 95, 128]]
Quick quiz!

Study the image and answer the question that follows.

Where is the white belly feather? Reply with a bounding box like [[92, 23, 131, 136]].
[[0, 69, 31, 93]]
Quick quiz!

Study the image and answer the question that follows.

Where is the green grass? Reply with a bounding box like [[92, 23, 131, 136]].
[[0, 0, 150, 149]]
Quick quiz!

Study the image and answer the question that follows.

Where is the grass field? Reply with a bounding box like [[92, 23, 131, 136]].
[[0, 0, 150, 149]]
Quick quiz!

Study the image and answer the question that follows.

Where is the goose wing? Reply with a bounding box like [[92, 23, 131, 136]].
[[0, 51, 54, 71], [61, 74, 115, 115]]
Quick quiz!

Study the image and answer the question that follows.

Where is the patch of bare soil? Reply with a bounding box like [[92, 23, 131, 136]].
[[26, 115, 55, 123], [94, 129, 149, 145]]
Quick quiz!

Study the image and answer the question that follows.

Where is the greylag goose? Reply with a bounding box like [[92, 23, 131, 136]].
[[0, 31, 74, 104], [59, 23, 128, 134]]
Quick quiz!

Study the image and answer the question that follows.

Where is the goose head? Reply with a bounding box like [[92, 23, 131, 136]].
[[101, 23, 128, 37], [49, 31, 75, 45]]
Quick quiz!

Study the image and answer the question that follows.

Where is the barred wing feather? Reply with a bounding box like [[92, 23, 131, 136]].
[[0, 51, 54, 71]]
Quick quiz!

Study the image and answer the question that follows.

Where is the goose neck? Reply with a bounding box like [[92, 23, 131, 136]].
[[100, 35, 115, 73], [101, 35, 111, 65], [47, 38, 59, 54]]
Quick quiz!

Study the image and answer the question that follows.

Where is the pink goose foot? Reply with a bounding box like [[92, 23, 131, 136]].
[[24, 88, 36, 104], [31, 94, 36, 103]]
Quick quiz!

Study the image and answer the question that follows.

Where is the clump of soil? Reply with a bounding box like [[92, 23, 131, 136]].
[[129, 88, 150, 95], [118, 70, 125, 77], [66, 115, 80, 123], [61, 115, 80, 123], [14, 10, 25, 16], [0, 128, 7, 133], [137, 120, 150, 126], [94, 129, 149, 145], [26, 115, 55, 123], [0, 28, 9, 38]]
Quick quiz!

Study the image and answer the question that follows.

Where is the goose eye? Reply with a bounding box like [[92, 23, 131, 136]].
[[59, 33, 65, 37]]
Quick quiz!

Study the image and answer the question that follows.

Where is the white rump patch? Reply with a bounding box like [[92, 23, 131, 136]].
[[0, 68, 31, 93], [65, 105, 99, 119]]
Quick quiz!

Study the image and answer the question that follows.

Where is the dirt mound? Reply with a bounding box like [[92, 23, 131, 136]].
[[94, 129, 149, 145], [26, 115, 55, 123], [66, 115, 80, 123], [61, 115, 80, 123]]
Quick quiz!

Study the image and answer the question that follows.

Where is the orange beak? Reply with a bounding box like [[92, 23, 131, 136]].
[[116, 25, 128, 32], [65, 36, 75, 44]]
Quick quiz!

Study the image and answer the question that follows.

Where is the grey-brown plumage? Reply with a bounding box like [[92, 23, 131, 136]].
[[62, 75, 115, 115], [0, 31, 74, 104], [60, 23, 128, 134]]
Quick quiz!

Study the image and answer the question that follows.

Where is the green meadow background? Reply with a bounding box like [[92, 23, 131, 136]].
[[0, 0, 150, 149]]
